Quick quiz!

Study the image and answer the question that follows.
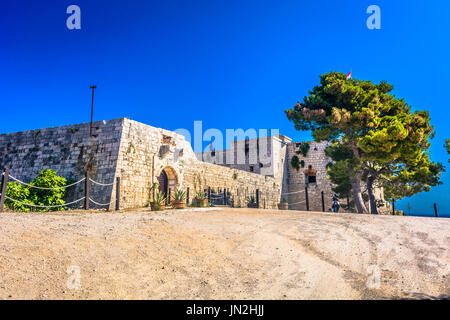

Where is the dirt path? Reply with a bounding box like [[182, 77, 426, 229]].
[[0, 208, 448, 299]]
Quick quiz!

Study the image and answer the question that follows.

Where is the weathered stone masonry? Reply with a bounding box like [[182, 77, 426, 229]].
[[115, 119, 283, 209], [0, 119, 123, 206], [0, 118, 286, 209], [283, 141, 334, 211], [0, 117, 387, 212]]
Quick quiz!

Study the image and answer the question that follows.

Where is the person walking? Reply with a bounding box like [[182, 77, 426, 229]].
[[332, 194, 340, 213]]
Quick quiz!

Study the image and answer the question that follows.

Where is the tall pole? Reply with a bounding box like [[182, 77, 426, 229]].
[[90, 85, 97, 137]]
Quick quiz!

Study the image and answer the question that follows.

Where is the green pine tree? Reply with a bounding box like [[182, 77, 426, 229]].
[[286, 71, 443, 214]]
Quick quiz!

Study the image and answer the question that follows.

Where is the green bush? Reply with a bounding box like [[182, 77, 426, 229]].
[[5, 182, 33, 212], [5, 169, 67, 212], [30, 169, 66, 211]]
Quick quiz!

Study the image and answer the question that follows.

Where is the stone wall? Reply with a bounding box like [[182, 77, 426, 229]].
[[0, 119, 124, 207], [283, 141, 335, 211], [115, 119, 282, 209], [0, 118, 286, 210], [0, 118, 357, 211]]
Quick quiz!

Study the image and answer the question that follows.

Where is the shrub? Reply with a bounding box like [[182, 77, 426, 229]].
[[5, 169, 67, 212], [5, 182, 33, 212], [30, 169, 66, 211]]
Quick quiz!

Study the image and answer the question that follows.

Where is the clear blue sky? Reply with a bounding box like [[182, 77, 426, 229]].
[[1, 0, 449, 216]]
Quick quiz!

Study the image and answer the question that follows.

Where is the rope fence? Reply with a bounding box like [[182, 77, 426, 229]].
[[89, 178, 114, 187], [281, 190, 305, 196], [1, 168, 443, 217], [9, 175, 85, 190], [399, 203, 440, 217], [0, 169, 121, 212], [286, 200, 306, 206], [88, 197, 116, 207], [5, 196, 85, 209]]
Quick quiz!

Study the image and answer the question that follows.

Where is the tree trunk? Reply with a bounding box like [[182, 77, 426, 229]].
[[348, 140, 367, 213], [351, 172, 367, 213], [367, 175, 378, 215]]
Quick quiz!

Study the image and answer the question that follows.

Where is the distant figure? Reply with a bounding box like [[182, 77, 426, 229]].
[[332, 194, 340, 213]]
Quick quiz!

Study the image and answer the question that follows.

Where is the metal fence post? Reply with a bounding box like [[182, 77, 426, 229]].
[[223, 187, 227, 205], [0, 168, 10, 213], [434, 203, 438, 217], [392, 200, 395, 215], [305, 186, 309, 211], [84, 171, 90, 210], [115, 177, 120, 211], [186, 187, 190, 205]]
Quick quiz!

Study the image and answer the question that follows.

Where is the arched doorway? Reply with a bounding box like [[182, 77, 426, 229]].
[[157, 167, 178, 203], [158, 170, 169, 196]]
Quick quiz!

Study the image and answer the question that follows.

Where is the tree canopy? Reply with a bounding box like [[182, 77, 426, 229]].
[[286, 71, 443, 214], [446, 139, 450, 162]]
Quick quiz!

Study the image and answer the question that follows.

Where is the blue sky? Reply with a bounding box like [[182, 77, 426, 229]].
[[1, 0, 449, 216]]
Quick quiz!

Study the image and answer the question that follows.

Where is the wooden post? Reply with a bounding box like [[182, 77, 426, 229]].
[[84, 171, 90, 210], [186, 187, 190, 205], [347, 195, 350, 211], [392, 200, 395, 216], [223, 187, 227, 205], [0, 168, 10, 213], [168, 188, 171, 205], [321, 191, 325, 212], [256, 189, 260, 208], [208, 187, 211, 203], [115, 177, 120, 211], [434, 203, 438, 217], [305, 186, 309, 211]]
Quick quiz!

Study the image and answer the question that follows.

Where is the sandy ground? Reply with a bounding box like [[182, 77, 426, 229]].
[[0, 208, 449, 300]]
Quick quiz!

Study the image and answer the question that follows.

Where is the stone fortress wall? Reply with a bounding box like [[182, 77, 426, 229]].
[[115, 119, 283, 209], [0, 118, 286, 210], [283, 141, 335, 211], [1, 117, 367, 211], [199, 135, 336, 211], [0, 119, 124, 206]]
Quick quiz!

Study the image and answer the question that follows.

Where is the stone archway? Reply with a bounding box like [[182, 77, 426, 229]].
[[157, 166, 179, 200]]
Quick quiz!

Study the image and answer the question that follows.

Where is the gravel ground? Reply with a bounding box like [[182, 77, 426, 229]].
[[0, 208, 449, 300]]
